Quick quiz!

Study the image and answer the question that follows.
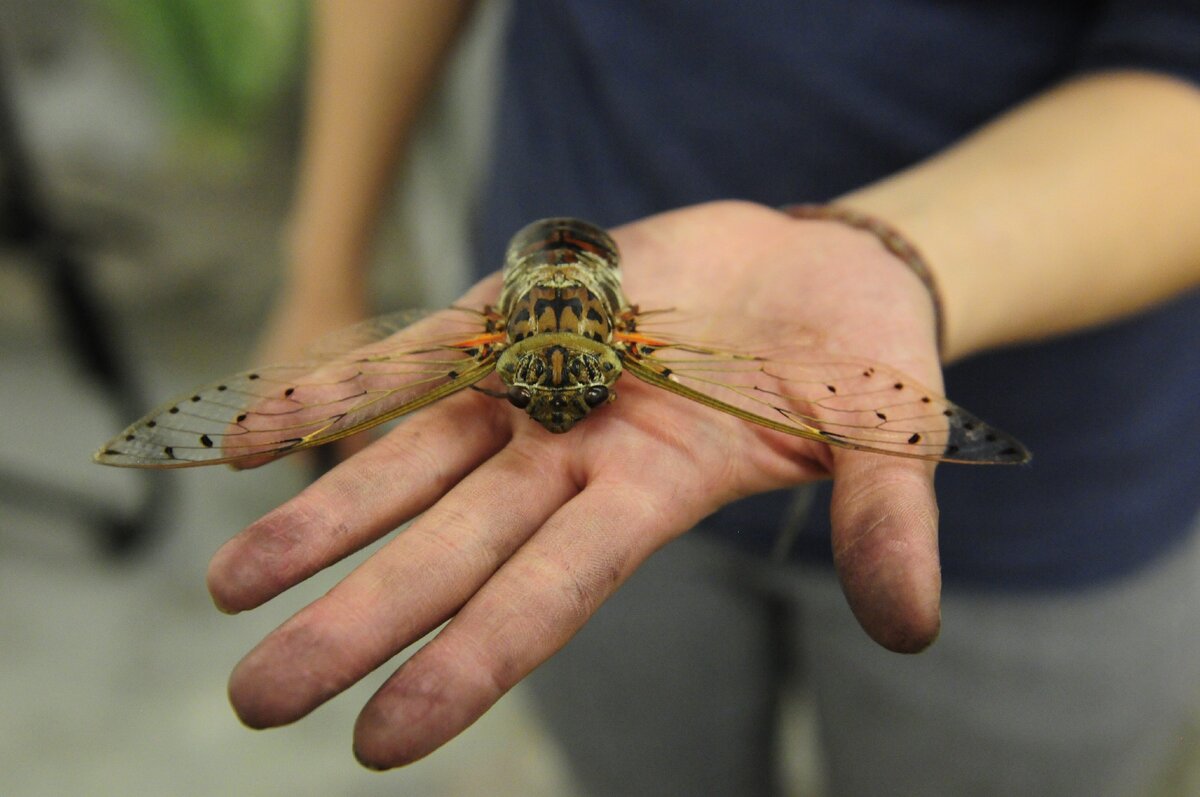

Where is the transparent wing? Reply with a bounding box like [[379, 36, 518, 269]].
[[619, 311, 1029, 464], [94, 306, 502, 468]]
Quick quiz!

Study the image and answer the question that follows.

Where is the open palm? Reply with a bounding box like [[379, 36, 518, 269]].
[[207, 201, 952, 769]]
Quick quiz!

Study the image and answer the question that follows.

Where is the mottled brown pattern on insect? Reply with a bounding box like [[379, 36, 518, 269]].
[[504, 283, 614, 344], [499, 219, 625, 329], [490, 219, 628, 433]]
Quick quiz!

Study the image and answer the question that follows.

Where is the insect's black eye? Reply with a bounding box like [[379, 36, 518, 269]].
[[507, 386, 532, 409], [583, 385, 609, 408]]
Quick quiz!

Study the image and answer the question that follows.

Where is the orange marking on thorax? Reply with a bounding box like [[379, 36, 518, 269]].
[[454, 332, 508, 348], [614, 332, 672, 347]]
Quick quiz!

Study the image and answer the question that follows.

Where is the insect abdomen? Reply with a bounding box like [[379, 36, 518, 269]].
[[499, 218, 627, 328], [503, 217, 620, 271]]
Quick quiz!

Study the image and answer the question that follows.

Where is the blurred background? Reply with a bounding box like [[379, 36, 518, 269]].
[[0, 1, 581, 794], [6, 3, 1196, 796]]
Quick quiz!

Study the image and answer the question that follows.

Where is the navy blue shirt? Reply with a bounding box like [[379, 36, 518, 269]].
[[473, 0, 1200, 589]]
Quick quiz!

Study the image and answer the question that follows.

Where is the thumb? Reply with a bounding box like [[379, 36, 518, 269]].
[[828, 453, 942, 653]]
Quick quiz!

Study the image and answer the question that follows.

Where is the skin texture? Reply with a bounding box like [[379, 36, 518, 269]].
[[215, 1, 1200, 772]]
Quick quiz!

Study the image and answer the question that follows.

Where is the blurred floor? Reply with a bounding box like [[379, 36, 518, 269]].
[[0, 325, 578, 797]]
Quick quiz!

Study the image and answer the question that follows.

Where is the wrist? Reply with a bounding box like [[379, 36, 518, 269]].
[[782, 203, 946, 359], [280, 223, 371, 301], [825, 183, 990, 364]]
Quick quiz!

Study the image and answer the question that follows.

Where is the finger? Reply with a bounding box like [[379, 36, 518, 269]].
[[207, 392, 508, 613], [828, 452, 941, 653], [350, 478, 671, 769], [225, 438, 580, 729]]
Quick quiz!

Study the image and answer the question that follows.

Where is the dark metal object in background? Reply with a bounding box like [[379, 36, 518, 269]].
[[0, 34, 170, 557]]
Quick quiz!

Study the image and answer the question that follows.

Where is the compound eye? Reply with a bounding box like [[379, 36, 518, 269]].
[[583, 385, 609, 408], [507, 386, 532, 409]]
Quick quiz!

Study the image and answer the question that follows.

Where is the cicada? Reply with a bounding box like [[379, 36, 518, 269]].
[[95, 218, 1029, 468]]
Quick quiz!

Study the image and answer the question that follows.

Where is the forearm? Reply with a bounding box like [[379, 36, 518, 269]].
[[285, 0, 473, 296], [843, 70, 1200, 363]]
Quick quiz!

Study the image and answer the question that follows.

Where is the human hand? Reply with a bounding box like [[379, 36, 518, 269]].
[[207, 201, 946, 768]]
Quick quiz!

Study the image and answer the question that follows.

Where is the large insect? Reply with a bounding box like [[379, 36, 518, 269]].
[[94, 218, 1029, 468]]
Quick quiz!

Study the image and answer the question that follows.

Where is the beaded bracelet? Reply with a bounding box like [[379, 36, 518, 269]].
[[781, 203, 946, 357]]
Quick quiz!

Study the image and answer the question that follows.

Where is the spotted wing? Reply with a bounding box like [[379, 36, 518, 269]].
[[94, 306, 502, 468], [618, 314, 1029, 465]]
